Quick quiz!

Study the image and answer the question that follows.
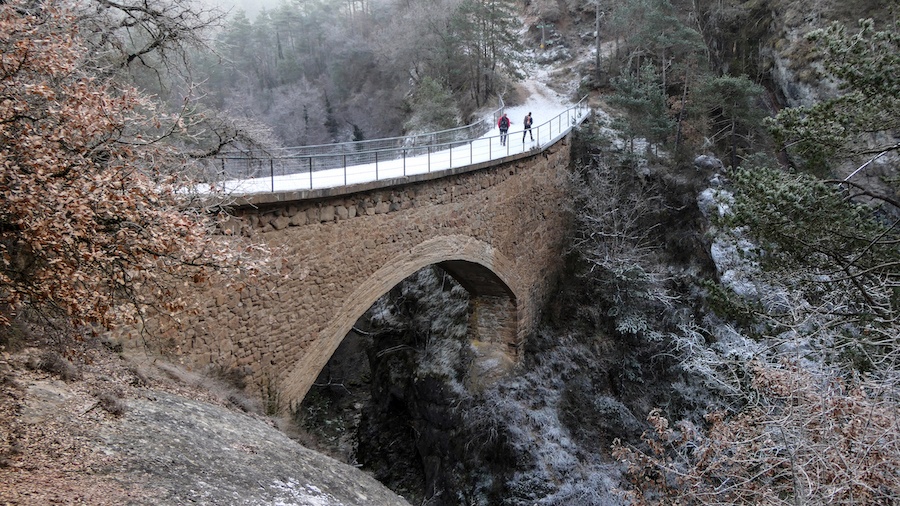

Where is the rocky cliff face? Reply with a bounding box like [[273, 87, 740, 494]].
[[760, 0, 888, 107]]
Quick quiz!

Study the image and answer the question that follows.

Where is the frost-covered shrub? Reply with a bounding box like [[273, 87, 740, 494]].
[[568, 144, 680, 351], [614, 361, 900, 505]]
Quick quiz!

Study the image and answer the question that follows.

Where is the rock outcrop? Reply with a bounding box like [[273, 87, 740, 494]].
[[96, 391, 411, 505], [0, 354, 411, 506]]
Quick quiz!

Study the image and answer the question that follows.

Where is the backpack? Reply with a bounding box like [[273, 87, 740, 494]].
[[499, 116, 509, 128]]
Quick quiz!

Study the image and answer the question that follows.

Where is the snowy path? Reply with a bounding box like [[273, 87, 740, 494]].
[[208, 84, 588, 196]]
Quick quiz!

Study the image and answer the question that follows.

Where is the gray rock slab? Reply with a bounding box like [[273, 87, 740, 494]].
[[97, 391, 411, 506]]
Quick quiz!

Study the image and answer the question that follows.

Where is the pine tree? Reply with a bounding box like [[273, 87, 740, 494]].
[[609, 63, 673, 154], [697, 75, 765, 168], [769, 19, 900, 175]]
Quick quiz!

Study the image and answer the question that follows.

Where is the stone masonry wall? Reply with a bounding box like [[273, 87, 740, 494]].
[[128, 134, 576, 411]]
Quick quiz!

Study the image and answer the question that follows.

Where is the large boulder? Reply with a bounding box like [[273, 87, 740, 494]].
[[97, 391, 412, 505]]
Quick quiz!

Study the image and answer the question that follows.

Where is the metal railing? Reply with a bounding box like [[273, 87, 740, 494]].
[[204, 96, 589, 195]]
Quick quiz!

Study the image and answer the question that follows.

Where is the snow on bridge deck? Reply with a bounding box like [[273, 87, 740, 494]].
[[203, 93, 590, 196]]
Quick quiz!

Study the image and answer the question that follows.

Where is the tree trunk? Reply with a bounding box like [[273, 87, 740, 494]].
[[674, 74, 689, 151], [730, 120, 737, 169], [595, 1, 602, 81]]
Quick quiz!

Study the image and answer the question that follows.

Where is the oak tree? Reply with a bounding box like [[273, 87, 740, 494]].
[[0, 1, 259, 330]]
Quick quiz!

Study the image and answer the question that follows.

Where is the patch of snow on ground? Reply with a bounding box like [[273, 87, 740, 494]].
[[268, 478, 341, 506]]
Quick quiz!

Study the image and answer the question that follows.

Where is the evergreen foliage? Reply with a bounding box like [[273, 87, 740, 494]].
[[725, 19, 900, 335], [605, 0, 712, 157], [768, 19, 900, 175], [696, 74, 766, 168], [613, 14, 900, 505], [608, 63, 673, 153], [450, 0, 525, 104], [727, 164, 899, 328], [403, 77, 462, 134]]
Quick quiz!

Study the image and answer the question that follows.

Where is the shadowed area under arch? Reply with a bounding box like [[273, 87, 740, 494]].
[[282, 235, 521, 411]]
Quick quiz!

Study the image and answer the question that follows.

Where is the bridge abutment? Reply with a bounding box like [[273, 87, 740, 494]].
[[468, 294, 519, 355]]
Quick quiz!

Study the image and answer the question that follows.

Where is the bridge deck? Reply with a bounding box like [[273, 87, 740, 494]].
[[204, 97, 590, 196]]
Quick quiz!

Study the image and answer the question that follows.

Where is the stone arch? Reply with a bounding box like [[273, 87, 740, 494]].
[[280, 235, 524, 412]]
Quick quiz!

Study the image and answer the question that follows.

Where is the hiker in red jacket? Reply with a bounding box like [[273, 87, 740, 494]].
[[497, 113, 511, 146]]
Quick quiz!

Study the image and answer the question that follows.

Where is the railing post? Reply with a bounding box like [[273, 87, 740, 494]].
[[403, 149, 407, 176], [427, 146, 431, 173], [343, 154, 347, 186], [375, 151, 379, 181], [308, 158, 313, 189], [470, 140, 473, 165], [270, 159, 274, 192]]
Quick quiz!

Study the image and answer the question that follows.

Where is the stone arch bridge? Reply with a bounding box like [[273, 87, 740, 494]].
[[134, 129, 582, 412]]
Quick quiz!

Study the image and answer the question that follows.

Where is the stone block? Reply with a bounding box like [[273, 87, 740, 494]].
[[290, 211, 308, 226], [219, 216, 242, 235], [272, 216, 291, 230]]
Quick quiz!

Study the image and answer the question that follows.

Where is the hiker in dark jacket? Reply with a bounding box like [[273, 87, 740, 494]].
[[523, 112, 533, 142]]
